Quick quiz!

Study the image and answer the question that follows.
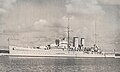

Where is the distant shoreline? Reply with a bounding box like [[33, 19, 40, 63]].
[[0, 50, 9, 53]]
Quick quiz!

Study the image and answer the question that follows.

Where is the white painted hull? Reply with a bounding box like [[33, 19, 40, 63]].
[[9, 46, 115, 58], [115, 56, 120, 58]]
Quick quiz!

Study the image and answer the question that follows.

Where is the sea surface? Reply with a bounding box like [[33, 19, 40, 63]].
[[0, 56, 120, 72]]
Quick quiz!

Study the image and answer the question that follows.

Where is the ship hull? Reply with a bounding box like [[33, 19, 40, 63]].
[[9, 46, 114, 58]]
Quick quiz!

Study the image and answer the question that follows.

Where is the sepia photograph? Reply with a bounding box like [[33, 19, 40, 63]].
[[0, 0, 120, 72]]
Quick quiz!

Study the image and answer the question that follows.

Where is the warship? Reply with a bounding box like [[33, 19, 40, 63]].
[[8, 17, 115, 58]]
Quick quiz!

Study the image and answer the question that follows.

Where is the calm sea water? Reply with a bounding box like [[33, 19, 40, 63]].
[[0, 56, 120, 72]]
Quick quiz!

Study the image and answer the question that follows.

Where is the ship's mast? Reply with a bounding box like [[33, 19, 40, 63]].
[[67, 17, 70, 49], [64, 15, 72, 49], [95, 20, 96, 45]]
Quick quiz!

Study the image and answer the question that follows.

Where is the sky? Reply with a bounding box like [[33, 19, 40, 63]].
[[0, 0, 120, 52]]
